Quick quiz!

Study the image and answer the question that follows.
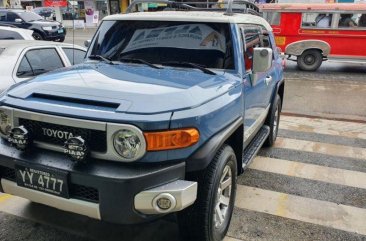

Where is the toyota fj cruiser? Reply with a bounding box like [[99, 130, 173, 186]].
[[0, 1, 284, 240]]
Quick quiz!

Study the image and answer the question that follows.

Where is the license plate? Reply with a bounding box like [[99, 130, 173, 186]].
[[58, 29, 64, 33], [15, 163, 69, 198]]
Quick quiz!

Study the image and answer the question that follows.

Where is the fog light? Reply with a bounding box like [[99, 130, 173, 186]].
[[152, 193, 176, 213]]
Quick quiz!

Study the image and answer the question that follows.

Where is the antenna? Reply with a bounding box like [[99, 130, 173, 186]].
[[224, 0, 234, 16], [72, 1, 75, 65]]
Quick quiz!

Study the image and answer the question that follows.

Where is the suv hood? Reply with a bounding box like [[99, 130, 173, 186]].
[[31, 19, 60, 26], [6, 63, 240, 115]]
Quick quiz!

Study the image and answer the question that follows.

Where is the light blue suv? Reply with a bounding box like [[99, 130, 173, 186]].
[[0, 1, 284, 240]]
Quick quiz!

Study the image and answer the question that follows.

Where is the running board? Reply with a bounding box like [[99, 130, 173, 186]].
[[242, 125, 270, 170]]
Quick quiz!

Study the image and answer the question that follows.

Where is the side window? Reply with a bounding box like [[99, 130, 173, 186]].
[[359, 14, 366, 27], [338, 13, 357, 28], [0, 12, 6, 21], [62, 48, 86, 65], [241, 26, 273, 72], [6, 12, 19, 22], [241, 26, 261, 72], [16, 56, 34, 78], [0, 29, 23, 40], [302, 13, 333, 28], [18, 48, 64, 77]]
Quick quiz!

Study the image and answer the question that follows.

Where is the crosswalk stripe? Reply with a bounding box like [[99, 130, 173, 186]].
[[280, 116, 366, 140], [249, 156, 366, 189], [274, 137, 366, 160], [236, 185, 366, 236]]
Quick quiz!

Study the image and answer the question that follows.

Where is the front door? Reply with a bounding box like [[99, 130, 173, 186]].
[[240, 25, 273, 146]]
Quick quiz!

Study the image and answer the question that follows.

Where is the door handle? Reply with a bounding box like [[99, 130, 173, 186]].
[[265, 76, 272, 86]]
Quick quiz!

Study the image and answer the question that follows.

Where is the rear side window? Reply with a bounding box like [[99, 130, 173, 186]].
[[263, 12, 281, 26], [338, 13, 358, 28], [16, 48, 64, 78], [302, 13, 333, 28], [17, 57, 34, 78], [63, 48, 86, 65], [0, 29, 23, 40]]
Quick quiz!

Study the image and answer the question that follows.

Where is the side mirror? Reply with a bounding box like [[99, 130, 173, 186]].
[[15, 18, 23, 23], [84, 40, 91, 48], [250, 47, 273, 86]]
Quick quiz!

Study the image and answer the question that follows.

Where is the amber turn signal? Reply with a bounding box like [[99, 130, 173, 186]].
[[144, 128, 199, 151]]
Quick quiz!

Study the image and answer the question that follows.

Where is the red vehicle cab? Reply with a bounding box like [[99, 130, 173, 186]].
[[260, 3, 366, 71]]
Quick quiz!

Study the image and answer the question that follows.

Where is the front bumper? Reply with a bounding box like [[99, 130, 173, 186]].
[[43, 27, 66, 40], [0, 139, 197, 224]]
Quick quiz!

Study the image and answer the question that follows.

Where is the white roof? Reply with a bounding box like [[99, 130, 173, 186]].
[[0, 26, 34, 40], [104, 11, 272, 31]]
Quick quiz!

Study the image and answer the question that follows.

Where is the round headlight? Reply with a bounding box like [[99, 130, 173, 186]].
[[113, 129, 145, 161], [0, 110, 12, 136]]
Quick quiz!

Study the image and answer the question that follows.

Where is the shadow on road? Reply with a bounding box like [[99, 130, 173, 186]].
[[19, 202, 181, 241]]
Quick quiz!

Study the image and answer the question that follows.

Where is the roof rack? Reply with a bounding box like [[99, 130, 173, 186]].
[[126, 0, 261, 16]]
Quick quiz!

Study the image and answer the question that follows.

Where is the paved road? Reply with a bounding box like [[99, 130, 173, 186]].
[[1, 115, 366, 241]]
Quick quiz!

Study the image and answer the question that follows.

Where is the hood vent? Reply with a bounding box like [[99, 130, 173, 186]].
[[30, 93, 120, 110]]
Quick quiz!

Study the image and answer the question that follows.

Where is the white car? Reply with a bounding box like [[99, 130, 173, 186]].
[[0, 25, 34, 40], [0, 40, 86, 92]]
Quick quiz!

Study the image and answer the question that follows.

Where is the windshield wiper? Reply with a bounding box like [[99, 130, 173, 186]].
[[88, 55, 115, 65], [161, 61, 216, 75], [119, 57, 162, 69]]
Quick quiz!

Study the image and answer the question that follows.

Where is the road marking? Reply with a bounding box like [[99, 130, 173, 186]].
[[236, 185, 366, 236], [250, 156, 366, 189], [280, 116, 366, 140], [274, 137, 366, 160]]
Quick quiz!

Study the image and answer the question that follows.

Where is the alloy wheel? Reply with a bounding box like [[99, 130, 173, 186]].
[[214, 165, 232, 228]]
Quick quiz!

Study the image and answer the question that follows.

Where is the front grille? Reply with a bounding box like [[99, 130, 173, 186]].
[[70, 184, 99, 203], [0, 166, 99, 203], [19, 119, 107, 152], [0, 166, 16, 181]]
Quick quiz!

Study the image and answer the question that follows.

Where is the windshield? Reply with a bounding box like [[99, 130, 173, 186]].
[[18, 12, 43, 22], [89, 20, 234, 69]]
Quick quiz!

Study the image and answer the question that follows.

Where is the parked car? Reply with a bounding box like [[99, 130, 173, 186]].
[[0, 40, 86, 92], [0, 9, 66, 41], [0, 25, 34, 40], [0, 1, 284, 241], [260, 3, 366, 71]]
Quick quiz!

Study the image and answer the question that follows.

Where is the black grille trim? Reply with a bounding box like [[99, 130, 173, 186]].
[[19, 118, 107, 152], [70, 184, 99, 203], [0, 166, 99, 203]]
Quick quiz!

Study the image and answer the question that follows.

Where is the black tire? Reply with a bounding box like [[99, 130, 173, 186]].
[[178, 145, 237, 241], [297, 49, 323, 71], [264, 94, 281, 147], [32, 31, 44, 41]]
